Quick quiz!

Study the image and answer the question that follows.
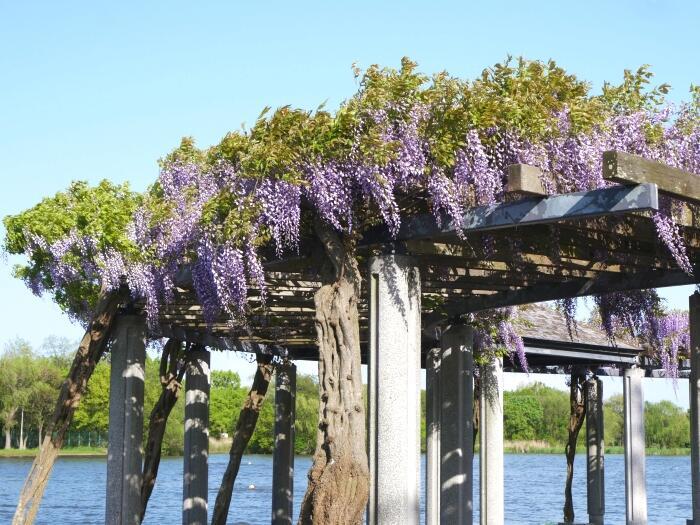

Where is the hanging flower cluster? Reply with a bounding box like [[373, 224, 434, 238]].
[[653, 312, 690, 378], [471, 307, 528, 372]]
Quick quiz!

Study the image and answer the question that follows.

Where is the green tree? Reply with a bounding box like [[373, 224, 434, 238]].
[[23, 360, 63, 443], [40, 335, 76, 371], [210, 370, 245, 437], [212, 370, 241, 390], [604, 394, 624, 447], [513, 382, 570, 444], [645, 400, 690, 449], [504, 392, 543, 441], [248, 392, 275, 453], [294, 374, 320, 455], [72, 361, 111, 433], [0, 339, 41, 449]]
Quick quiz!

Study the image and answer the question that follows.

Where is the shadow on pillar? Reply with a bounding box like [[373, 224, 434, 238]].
[[439, 324, 474, 525], [426, 348, 441, 525], [480, 356, 504, 525], [106, 315, 146, 525], [367, 255, 422, 525], [689, 292, 700, 525], [272, 362, 296, 525], [586, 377, 604, 525], [183, 348, 210, 525]]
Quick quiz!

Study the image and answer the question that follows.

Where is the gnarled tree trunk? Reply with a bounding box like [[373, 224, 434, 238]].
[[13, 284, 125, 525], [139, 339, 189, 522], [563, 368, 586, 523], [211, 352, 274, 525], [298, 222, 369, 525]]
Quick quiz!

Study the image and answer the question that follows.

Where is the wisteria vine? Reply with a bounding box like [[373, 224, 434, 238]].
[[5, 58, 699, 373]]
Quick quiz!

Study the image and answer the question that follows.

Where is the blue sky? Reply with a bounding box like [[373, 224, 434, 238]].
[[1, 1, 699, 402]]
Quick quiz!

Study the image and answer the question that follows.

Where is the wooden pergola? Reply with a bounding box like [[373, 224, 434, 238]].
[[104, 151, 700, 525], [156, 153, 697, 357]]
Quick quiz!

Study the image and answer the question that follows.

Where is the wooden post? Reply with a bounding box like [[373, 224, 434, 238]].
[[426, 348, 441, 525], [440, 324, 474, 525], [106, 315, 146, 525], [183, 348, 210, 525], [689, 293, 700, 525], [272, 362, 296, 525], [586, 377, 605, 525]]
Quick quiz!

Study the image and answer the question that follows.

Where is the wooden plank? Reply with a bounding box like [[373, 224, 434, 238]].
[[603, 150, 700, 203], [506, 164, 547, 196], [362, 182, 659, 243]]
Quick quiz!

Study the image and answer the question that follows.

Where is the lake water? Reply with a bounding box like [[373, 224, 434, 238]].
[[0, 453, 691, 524]]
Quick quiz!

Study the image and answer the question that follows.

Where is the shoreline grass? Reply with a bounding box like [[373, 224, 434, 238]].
[[1, 442, 691, 458], [0, 445, 107, 458]]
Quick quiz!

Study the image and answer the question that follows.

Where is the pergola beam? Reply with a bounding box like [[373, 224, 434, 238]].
[[506, 164, 547, 196], [604, 150, 700, 204], [158, 325, 288, 355], [424, 267, 697, 330], [362, 182, 659, 243]]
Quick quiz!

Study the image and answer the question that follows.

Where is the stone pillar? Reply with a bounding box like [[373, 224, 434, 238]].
[[479, 356, 504, 525], [586, 377, 605, 525], [368, 255, 421, 525], [272, 362, 296, 525], [689, 293, 700, 525], [623, 367, 647, 525], [106, 315, 146, 525], [183, 348, 210, 525], [426, 348, 441, 525], [440, 324, 474, 525]]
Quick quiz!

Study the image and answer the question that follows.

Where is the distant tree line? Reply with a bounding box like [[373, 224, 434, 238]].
[[0, 338, 322, 455], [0, 338, 67, 449], [0, 340, 691, 454], [504, 382, 691, 449]]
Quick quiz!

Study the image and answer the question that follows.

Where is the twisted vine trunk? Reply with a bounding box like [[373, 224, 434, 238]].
[[13, 284, 125, 525], [563, 369, 586, 523], [298, 223, 369, 525], [211, 352, 274, 525], [139, 339, 189, 522]]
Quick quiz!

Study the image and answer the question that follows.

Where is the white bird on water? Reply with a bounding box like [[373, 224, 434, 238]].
[[248, 484, 256, 490]]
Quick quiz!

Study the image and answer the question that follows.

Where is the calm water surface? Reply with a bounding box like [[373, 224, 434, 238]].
[[0, 453, 691, 524]]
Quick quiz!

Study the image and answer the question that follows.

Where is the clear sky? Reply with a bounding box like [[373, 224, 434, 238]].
[[1, 1, 698, 402]]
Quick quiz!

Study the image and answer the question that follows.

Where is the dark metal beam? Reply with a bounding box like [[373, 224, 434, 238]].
[[523, 346, 637, 366], [362, 183, 659, 244]]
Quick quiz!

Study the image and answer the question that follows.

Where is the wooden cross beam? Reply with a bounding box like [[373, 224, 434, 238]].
[[362, 182, 659, 244], [604, 150, 700, 204], [158, 324, 289, 355], [506, 164, 547, 196], [422, 267, 698, 336]]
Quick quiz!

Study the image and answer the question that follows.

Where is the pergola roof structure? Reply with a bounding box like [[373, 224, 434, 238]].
[[149, 151, 700, 367], [508, 303, 641, 372]]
